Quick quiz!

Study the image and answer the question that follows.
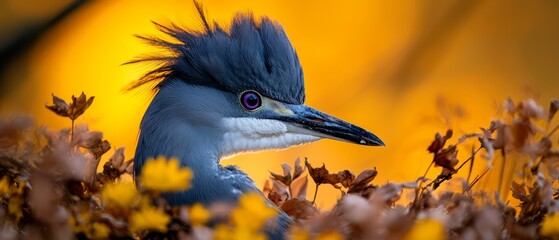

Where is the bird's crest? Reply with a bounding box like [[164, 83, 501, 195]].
[[127, 1, 305, 104]]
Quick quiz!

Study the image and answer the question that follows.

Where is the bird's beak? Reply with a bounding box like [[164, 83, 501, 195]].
[[271, 104, 385, 146]]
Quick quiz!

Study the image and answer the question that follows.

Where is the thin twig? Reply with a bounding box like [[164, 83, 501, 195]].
[[456, 146, 483, 171], [498, 150, 506, 195], [288, 185, 293, 200], [464, 167, 490, 193], [547, 123, 559, 137], [412, 159, 436, 209], [311, 184, 320, 205]]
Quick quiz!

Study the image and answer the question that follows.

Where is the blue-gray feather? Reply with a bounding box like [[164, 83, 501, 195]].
[[129, 13, 305, 104]]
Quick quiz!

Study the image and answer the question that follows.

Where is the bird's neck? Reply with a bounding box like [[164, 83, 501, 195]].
[[134, 88, 255, 205]]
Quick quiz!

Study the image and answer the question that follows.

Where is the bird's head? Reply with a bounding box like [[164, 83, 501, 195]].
[[131, 6, 383, 158]]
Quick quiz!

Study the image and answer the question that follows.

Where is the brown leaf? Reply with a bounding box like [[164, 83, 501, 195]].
[[263, 179, 273, 196], [69, 92, 95, 120], [292, 157, 305, 180], [433, 145, 459, 171], [109, 147, 126, 168], [89, 140, 111, 159], [290, 176, 308, 199], [370, 183, 402, 205], [270, 168, 291, 186], [267, 191, 283, 206], [269, 179, 289, 202], [427, 129, 452, 153], [338, 170, 355, 188], [511, 181, 528, 202], [349, 168, 378, 196], [492, 121, 510, 150], [77, 131, 103, 148], [324, 173, 341, 188], [479, 135, 495, 160], [352, 169, 378, 187], [103, 148, 128, 181], [516, 99, 546, 120], [504, 97, 515, 114], [511, 118, 541, 149], [46, 92, 94, 120], [46, 94, 70, 118], [280, 198, 317, 220], [305, 159, 329, 185], [124, 159, 134, 174]]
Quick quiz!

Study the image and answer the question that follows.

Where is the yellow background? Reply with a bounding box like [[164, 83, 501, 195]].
[[1, 0, 558, 208]]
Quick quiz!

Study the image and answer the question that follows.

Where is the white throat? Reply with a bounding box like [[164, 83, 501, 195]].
[[220, 117, 321, 158]]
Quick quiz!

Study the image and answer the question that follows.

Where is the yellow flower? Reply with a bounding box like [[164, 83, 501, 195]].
[[541, 213, 559, 236], [230, 192, 278, 231], [213, 224, 267, 240], [101, 181, 138, 208], [0, 176, 11, 195], [189, 203, 210, 226], [213, 224, 232, 240], [8, 197, 23, 222], [214, 193, 278, 240], [129, 206, 171, 233], [140, 156, 193, 192], [404, 219, 445, 240], [316, 231, 343, 240], [291, 228, 310, 240], [87, 222, 110, 239]]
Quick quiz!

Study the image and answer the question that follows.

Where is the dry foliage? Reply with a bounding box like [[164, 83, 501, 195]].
[[1, 94, 559, 239]]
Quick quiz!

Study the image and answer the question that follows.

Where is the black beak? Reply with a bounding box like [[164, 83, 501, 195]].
[[274, 104, 384, 146]]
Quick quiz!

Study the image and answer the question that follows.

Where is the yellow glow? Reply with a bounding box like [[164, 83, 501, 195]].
[[1, 1, 558, 208]]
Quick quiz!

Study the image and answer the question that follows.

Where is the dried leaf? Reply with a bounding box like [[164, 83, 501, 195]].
[[47, 92, 95, 121], [110, 147, 126, 169], [270, 168, 291, 186], [124, 159, 134, 174], [427, 129, 453, 153], [267, 191, 283, 206], [102, 147, 128, 181], [352, 169, 378, 187], [45, 94, 70, 118], [340, 194, 374, 224], [492, 121, 510, 150], [324, 173, 341, 188], [511, 118, 541, 149], [349, 168, 378, 196], [338, 170, 355, 188], [280, 198, 317, 220], [270, 179, 289, 202], [504, 97, 515, 114], [290, 176, 308, 199], [511, 181, 528, 202], [292, 157, 305, 180], [263, 179, 272, 196], [89, 140, 111, 159], [370, 183, 402, 205], [479, 135, 495, 160], [433, 145, 459, 171], [517, 99, 546, 120], [305, 159, 330, 185]]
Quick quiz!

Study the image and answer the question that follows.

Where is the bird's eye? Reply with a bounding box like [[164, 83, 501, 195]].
[[239, 90, 262, 111]]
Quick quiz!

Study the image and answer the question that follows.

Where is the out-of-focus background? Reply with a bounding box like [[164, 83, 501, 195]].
[[1, 0, 558, 208]]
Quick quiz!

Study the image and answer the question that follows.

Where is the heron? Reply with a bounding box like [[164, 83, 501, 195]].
[[131, 3, 383, 239]]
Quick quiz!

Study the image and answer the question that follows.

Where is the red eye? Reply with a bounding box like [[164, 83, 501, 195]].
[[240, 91, 262, 111]]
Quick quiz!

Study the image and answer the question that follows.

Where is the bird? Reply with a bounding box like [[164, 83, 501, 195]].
[[131, 2, 384, 239]]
